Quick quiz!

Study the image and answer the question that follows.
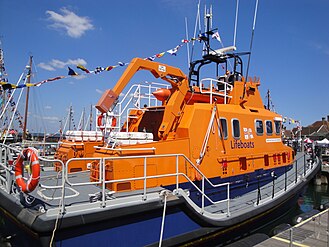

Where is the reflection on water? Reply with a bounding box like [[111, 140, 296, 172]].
[[261, 182, 329, 238], [300, 183, 329, 212]]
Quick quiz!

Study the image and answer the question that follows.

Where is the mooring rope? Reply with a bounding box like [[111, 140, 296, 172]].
[[158, 190, 168, 247]]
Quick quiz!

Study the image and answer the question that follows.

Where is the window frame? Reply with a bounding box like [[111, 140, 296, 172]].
[[274, 120, 281, 135], [265, 120, 273, 136], [232, 118, 241, 139], [255, 119, 264, 136], [218, 117, 228, 140]]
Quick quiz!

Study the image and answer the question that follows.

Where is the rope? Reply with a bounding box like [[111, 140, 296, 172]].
[[49, 173, 65, 246], [158, 190, 168, 247]]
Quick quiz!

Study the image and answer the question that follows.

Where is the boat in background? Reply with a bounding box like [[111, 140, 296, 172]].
[[0, 8, 321, 247]]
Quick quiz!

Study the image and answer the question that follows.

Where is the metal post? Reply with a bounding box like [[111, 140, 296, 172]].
[[257, 178, 261, 205], [201, 176, 204, 214], [289, 228, 293, 247], [304, 154, 306, 176], [143, 157, 147, 201], [175, 155, 179, 192], [101, 159, 106, 207], [61, 161, 66, 215], [227, 183, 230, 217], [284, 165, 287, 191], [327, 210, 329, 247], [272, 176, 275, 198], [295, 160, 298, 183]]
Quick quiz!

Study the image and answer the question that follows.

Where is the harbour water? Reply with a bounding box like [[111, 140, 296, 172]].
[[0, 181, 328, 246]]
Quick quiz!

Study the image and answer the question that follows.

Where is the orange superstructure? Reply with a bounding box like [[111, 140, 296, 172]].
[[87, 56, 294, 192], [54, 28, 294, 197]]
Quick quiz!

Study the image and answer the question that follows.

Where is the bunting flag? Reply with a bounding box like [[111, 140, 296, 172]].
[[105, 66, 114, 71], [68, 67, 78, 76], [0, 38, 201, 91], [77, 64, 90, 73], [282, 116, 299, 126], [212, 31, 221, 42]]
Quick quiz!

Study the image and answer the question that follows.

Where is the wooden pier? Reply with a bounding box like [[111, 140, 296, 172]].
[[255, 208, 329, 247]]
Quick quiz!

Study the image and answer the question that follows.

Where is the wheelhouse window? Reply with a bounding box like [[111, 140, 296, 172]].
[[266, 120, 273, 135], [232, 119, 240, 139], [274, 120, 281, 135], [219, 118, 228, 139], [255, 120, 264, 135]]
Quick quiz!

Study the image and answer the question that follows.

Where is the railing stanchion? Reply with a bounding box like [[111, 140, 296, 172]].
[[284, 165, 287, 191], [201, 176, 205, 214], [295, 159, 298, 183], [101, 158, 106, 207], [304, 154, 306, 177], [143, 157, 147, 200], [256, 177, 261, 205], [61, 160, 66, 215], [227, 183, 230, 216], [176, 155, 179, 192]]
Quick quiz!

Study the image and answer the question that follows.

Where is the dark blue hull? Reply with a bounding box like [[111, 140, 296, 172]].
[[166, 164, 293, 208]]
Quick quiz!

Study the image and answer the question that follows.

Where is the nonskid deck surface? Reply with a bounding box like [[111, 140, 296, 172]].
[[32, 169, 167, 210]]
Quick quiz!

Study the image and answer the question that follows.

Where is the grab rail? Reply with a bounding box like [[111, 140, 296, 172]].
[[64, 153, 231, 214], [0, 143, 316, 218], [200, 78, 233, 104]]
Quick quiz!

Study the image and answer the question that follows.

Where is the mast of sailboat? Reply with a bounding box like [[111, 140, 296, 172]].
[[89, 104, 93, 131], [69, 105, 72, 131], [22, 55, 33, 141]]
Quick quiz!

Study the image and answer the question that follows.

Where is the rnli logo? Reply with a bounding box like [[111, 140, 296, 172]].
[[158, 65, 166, 72], [230, 140, 255, 149]]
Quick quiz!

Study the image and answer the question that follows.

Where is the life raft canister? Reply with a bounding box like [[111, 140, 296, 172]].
[[15, 148, 40, 193]]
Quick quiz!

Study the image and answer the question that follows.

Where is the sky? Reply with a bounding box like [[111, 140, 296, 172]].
[[0, 0, 329, 134]]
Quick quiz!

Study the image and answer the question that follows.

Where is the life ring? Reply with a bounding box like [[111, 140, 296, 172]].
[[97, 114, 103, 126], [15, 148, 40, 193], [97, 114, 104, 130], [111, 117, 117, 127]]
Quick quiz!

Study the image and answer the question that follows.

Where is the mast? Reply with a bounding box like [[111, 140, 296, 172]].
[[69, 105, 72, 131], [22, 55, 33, 141], [89, 104, 93, 131], [267, 89, 270, 110], [0, 43, 8, 131]]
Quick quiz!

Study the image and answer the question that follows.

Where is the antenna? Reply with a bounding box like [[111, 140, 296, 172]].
[[190, 0, 201, 63], [185, 17, 190, 68], [210, 5, 213, 29], [233, 0, 239, 47], [242, 0, 259, 100], [245, 0, 259, 81]]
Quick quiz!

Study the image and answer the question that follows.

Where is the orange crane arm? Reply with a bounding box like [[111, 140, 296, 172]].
[[95, 57, 189, 139]]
